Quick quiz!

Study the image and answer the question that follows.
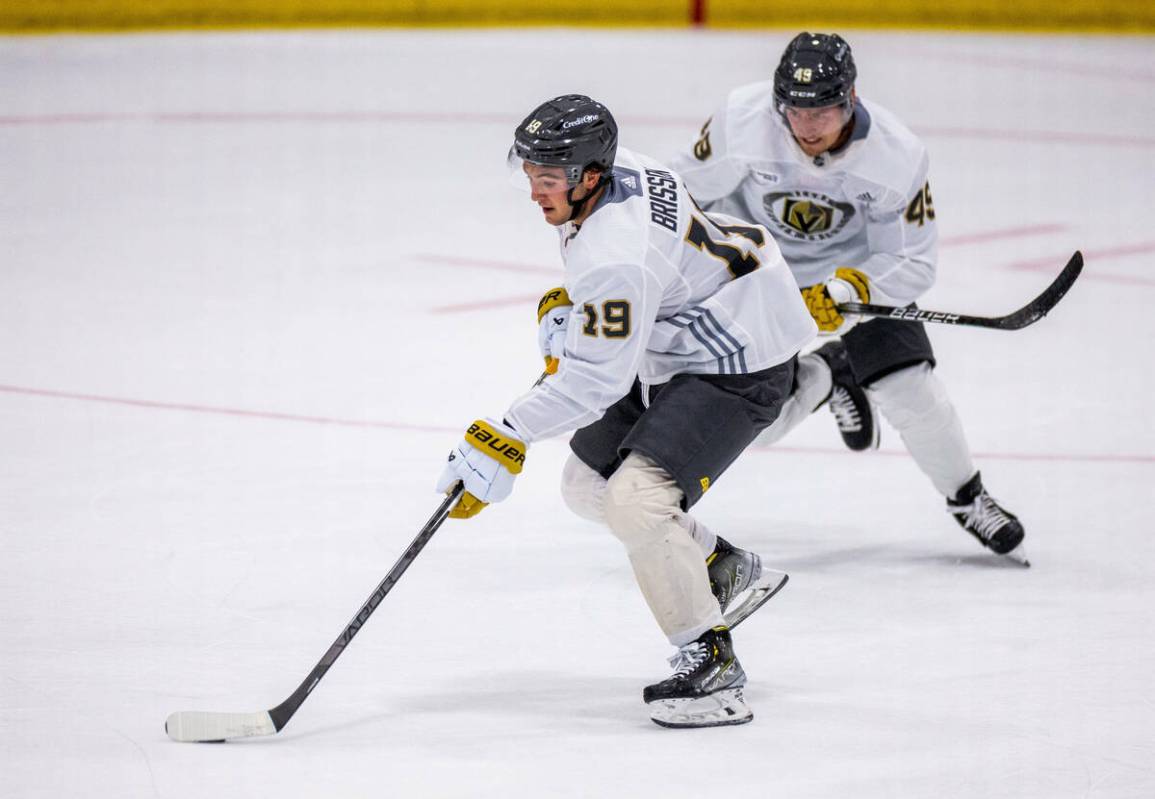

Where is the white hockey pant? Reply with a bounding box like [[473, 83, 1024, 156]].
[[561, 453, 723, 646], [756, 351, 832, 447], [756, 355, 974, 498], [866, 362, 975, 498]]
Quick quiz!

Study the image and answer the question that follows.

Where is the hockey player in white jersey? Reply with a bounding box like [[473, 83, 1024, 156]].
[[435, 95, 816, 727], [670, 33, 1026, 563]]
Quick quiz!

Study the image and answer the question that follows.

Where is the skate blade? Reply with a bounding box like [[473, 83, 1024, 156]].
[[649, 688, 752, 729], [999, 543, 1030, 568], [723, 570, 789, 630], [860, 404, 881, 451]]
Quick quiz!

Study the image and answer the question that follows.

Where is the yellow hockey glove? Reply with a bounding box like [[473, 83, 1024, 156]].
[[536, 287, 572, 375], [435, 418, 528, 519], [801, 267, 871, 334]]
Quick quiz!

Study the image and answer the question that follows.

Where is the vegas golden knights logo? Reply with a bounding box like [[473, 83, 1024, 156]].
[[763, 191, 855, 241], [693, 118, 712, 161], [782, 199, 834, 234]]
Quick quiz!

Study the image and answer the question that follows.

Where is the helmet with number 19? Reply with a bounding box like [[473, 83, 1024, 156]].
[[511, 94, 617, 184], [508, 94, 618, 224]]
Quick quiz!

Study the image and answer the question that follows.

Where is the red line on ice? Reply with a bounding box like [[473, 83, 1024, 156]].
[[430, 293, 541, 314], [903, 47, 1155, 84], [2, 110, 1152, 149], [411, 254, 558, 276], [1007, 242, 1155, 285], [939, 224, 1068, 248], [2, 384, 1151, 465], [912, 126, 1155, 149], [414, 254, 558, 314], [0, 110, 514, 126], [751, 443, 1154, 466], [422, 223, 1071, 315], [0, 384, 456, 434]]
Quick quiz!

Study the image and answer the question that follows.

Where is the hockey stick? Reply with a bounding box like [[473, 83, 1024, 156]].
[[837, 250, 1083, 330], [165, 482, 465, 743]]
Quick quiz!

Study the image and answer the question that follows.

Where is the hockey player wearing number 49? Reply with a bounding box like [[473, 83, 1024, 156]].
[[669, 32, 1028, 565], [436, 94, 816, 728]]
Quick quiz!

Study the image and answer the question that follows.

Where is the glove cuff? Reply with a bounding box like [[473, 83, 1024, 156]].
[[466, 418, 527, 474], [537, 287, 572, 322], [833, 267, 870, 303], [448, 491, 488, 519]]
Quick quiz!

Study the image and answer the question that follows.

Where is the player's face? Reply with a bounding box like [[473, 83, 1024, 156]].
[[524, 163, 577, 226], [784, 102, 850, 156]]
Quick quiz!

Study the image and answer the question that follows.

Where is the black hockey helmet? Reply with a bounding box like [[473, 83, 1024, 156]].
[[773, 33, 857, 109], [511, 94, 618, 187]]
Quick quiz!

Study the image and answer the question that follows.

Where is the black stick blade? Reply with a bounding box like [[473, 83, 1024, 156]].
[[993, 250, 1083, 330], [837, 251, 1084, 330]]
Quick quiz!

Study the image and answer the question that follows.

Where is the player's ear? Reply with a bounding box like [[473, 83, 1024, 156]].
[[582, 167, 603, 190]]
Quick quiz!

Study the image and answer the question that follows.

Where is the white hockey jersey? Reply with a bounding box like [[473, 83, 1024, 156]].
[[669, 83, 938, 307], [505, 146, 816, 443]]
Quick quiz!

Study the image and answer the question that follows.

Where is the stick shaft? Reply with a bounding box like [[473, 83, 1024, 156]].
[[266, 484, 463, 731], [837, 251, 1083, 330]]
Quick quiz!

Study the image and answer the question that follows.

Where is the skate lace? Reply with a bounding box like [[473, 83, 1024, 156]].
[[667, 642, 710, 677], [955, 491, 1011, 541], [829, 386, 863, 432]]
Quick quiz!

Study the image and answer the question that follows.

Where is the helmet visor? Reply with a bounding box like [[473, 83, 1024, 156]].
[[506, 147, 580, 193], [777, 99, 853, 126]]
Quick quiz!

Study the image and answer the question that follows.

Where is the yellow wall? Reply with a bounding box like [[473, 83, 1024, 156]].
[[0, 2, 687, 31], [709, 1, 1155, 33], [2, 0, 1153, 33]]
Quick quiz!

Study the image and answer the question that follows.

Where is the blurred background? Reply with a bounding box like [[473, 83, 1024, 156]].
[[3, 4, 1154, 799]]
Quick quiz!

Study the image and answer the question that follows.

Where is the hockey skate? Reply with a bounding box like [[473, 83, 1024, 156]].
[[707, 536, 788, 629], [644, 626, 752, 728], [947, 472, 1029, 566], [813, 339, 879, 451]]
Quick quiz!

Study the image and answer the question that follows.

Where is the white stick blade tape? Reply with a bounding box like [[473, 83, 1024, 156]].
[[165, 711, 276, 742]]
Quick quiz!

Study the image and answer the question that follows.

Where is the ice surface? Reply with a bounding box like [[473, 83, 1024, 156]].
[[2, 28, 1153, 799]]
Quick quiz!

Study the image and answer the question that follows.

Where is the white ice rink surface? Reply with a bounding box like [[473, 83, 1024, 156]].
[[2, 28, 1154, 798]]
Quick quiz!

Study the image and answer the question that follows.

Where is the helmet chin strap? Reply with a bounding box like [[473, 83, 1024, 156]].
[[566, 172, 610, 222]]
